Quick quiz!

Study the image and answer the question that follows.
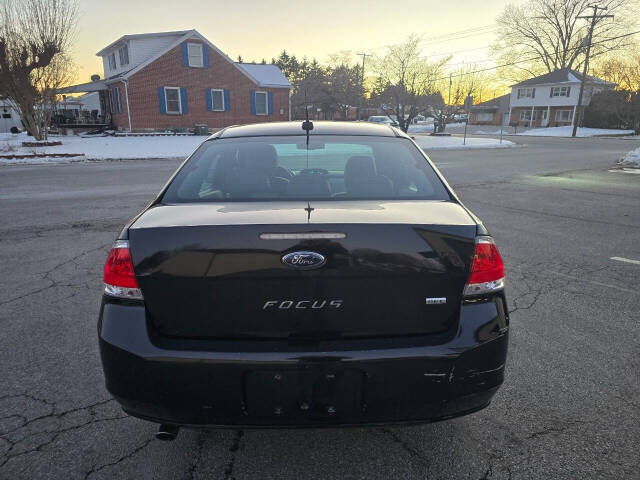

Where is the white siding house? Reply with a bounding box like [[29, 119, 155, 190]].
[[0, 99, 22, 133], [508, 69, 614, 128]]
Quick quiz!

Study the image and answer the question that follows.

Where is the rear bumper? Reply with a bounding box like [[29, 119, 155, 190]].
[[98, 297, 509, 427]]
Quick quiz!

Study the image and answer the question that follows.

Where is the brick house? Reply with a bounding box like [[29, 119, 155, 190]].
[[61, 30, 291, 131], [468, 94, 510, 126], [507, 69, 613, 129]]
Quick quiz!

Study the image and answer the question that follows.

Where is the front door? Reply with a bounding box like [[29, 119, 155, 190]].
[[541, 109, 549, 127]]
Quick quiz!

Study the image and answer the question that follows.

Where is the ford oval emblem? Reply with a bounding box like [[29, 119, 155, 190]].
[[282, 251, 326, 270]]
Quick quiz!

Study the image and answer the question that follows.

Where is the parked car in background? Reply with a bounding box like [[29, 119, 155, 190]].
[[367, 115, 399, 127]]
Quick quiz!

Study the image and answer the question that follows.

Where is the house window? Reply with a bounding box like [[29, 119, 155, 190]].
[[108, 53, 116, 70], [187, 43, 203, 67], [476, 112, 493, 122], [2, 113, 11, 119], [118, 45, 129, 66], [164, 87, 181, 114], [110, 87, 122, 113], [211, 89, 224, 111], [255, 91, 267, 115], [517, 88, 535, 99], [550, 86, 570, 97], [555, 110, 573, 122], [519, 110, 536, 121]]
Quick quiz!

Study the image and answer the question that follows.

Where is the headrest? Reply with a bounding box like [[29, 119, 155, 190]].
[[345, 156, 376, 190], [237, 143, 278, 171]]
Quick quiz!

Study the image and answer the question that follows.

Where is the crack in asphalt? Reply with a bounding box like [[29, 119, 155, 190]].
[[0, 218, 127, 241], [378, 428, 430, 468], [474, 418, 593, 479], [83, 436, 156, 480], [186, 431, 206, 480], [0, 242, 109, 307], [0, 395, 121, 468], [505, 260, 635, 315], [223, 430, 244, 480], [465, 198, 640, 229], [0, 397, 115, 438], [1, 413, 128, 469], [525, 419, 588, 440]]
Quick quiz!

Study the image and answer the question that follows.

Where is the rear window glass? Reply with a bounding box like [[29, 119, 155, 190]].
[[161, 135, 450, 203]]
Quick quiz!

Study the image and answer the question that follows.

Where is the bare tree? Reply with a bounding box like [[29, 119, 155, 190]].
[[492, 0, 637, 83], [432, 64, 487, 133], [0, 0, 78, 140], [371, 35, 448, 132], [591, 45, 640, 92]]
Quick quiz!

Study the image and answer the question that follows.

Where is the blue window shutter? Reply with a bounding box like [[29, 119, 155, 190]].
[[158, 87, 166, 114], [224, 89, 230, 111], [181, 43, 188, 66], [203, 44, 210, 67], [250, 90, 256, 115], [117, 88, 122, 113], [268, 92, 274, 115], [205, 89, 212, 111], [180, 87, 188, 114]]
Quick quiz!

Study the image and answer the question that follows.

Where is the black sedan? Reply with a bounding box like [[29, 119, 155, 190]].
[[98, 121, 508, 439]]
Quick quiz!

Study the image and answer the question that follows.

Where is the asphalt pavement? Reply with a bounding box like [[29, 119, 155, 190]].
[[1, 135, 639, 479]]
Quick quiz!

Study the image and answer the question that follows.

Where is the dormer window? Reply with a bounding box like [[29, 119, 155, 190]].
[[187, 43, 203, 67], [118, 45, 129, 66], [108, 53, 116, 70]]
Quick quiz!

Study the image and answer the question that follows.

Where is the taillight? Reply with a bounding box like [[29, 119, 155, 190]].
[[103, 240, 143, 300], [463, 236, 505, 296]]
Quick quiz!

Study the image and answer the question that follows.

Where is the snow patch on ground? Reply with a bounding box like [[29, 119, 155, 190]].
[[0, 132, 204, 164], [407, 122, 467, 134], [609, 168, 640, 175], [0, 155, 86, 165], [619, 146, 640, 168], [1, 130, 516, 165], [517, 126, 635, 137], [413, 135, 514, 150]]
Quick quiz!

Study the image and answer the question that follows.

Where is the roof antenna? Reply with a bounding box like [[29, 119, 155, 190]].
[[301, 90, 313, 146], [301, 90, 314, 223]]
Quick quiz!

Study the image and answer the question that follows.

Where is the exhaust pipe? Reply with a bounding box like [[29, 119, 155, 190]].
[[156, 424, 180, 441]]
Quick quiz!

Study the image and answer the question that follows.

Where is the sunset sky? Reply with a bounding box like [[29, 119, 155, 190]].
[[70, 0, 512, 83]]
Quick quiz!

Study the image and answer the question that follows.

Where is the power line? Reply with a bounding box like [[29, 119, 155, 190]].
[[421, 24, 496, 41], [431, 29, 640, 82], [365, 24, 497, 53], [420, 28, 499, 46]]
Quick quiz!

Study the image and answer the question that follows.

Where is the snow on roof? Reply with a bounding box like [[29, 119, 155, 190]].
[[234, 63, 291, 88]]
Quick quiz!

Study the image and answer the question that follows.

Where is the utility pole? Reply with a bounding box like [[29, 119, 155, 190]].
[[572, 4, 614, 137], [356, 52, 372, 120]]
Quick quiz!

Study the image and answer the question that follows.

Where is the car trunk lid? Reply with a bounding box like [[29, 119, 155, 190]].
[[129, 201, 477, 339]]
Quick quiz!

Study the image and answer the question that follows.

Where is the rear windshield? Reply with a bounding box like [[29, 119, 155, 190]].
[[161, 135, 450, 203]]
